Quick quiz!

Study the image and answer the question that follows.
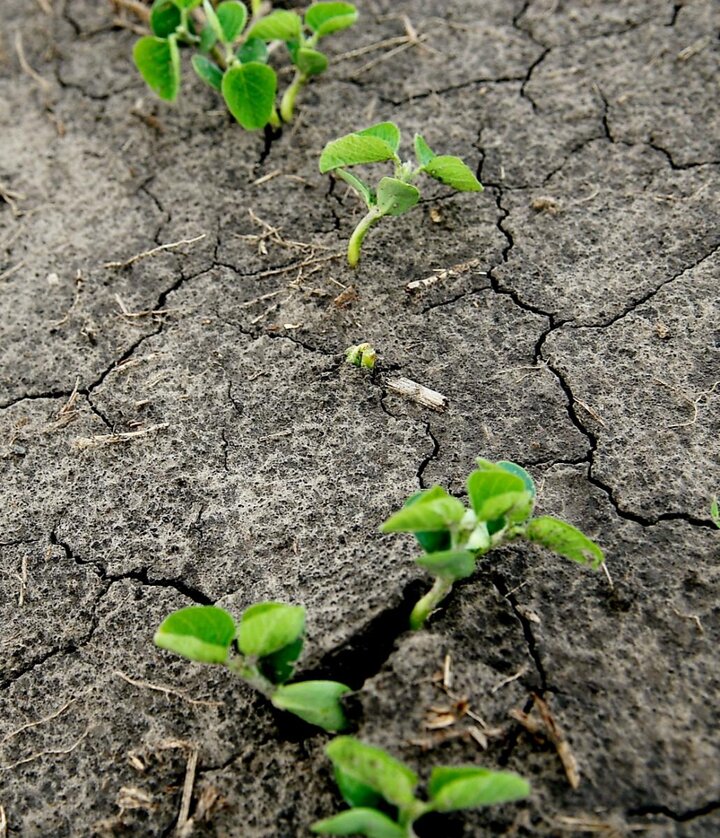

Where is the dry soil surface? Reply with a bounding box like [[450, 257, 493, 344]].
[[1, 0, 719, 835]]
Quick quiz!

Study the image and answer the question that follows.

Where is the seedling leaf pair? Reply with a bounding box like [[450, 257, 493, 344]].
[[380, 458, 604, 629], [133, 1, 358, 129], [319, 122, 482, 266], [306, 2, 358, 38], [312, 737, 529, 836], [154, 603, 349, 731]]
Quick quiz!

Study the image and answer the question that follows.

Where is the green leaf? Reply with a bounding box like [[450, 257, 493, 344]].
[[305, 2, 359, 39], [413, 133, 436, 167], [296, 47, 329, 77], [202, 0, 224, 42], [357, 122, 400, 154], [428, 766, 530, 811], [199, 22, 218, 53], [259, 636, 303, 685], [237, 602, 305, 658], [404, 488, 452, 554], [150, 0, 181, 37], [325, 737, 418, 808], [496, 461, 536, 499], [711, 497, 720, 528], [191, 54, 224, 91], [246, 9, 302, 41], [271, 680, 350, 732], [154, 605, 235, 664], [416, 549, 476, 581], [334, 767, 384, 809], [466, 469, 528, 523], [380, 488, 466, 533], [236, 36, 268, 64], [422, 155, 483, 192], [311, 809, 404, 838], [376, 177, 420, 217], [216, 0, 248, 43], [525, 516, 604, 568], [133, 35, 181, 102], [285, 38, 300, 63], [222, 62, 277, 130], [319, 134, 398, 173], [336, 169, 375, 208], [174, 0, 202, 9]]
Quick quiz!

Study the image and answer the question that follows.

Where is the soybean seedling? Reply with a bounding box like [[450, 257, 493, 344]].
[[345, 342, 377, 370], [154, 602, 351, 731], [133, 0, 357, 131], [312, 736, 530, 837], [381, 458, 604, 630], [319, 122, 483, 267]]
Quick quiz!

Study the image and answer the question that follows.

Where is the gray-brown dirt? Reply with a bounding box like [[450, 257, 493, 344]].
[[1, 0, 719, 835]]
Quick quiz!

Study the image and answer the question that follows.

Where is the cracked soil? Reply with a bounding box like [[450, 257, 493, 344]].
[[1, 0, 719, 835]]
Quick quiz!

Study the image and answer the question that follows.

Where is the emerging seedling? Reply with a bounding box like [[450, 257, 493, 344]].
[[132, 0, 357, 131], [312, 736, 530, 837], [345, 342, 377, 370], [319, 122, 483, 267], [711, 497, 719, 529], [154, 603, 351, 731], [381, 459, 604, 630], [279, 2, 359, 122]]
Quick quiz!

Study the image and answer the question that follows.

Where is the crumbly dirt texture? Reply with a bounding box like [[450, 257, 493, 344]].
[[1, 0, 719, 835]]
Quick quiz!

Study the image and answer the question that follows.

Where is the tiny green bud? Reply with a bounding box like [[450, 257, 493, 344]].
[[345, 342, 377, 370]]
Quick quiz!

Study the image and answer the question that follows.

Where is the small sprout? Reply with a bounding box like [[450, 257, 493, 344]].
[[319, 122, 483, 267], [712, 497, 720, 528], [132, 0, 357, 130], [154, 603, 350, 732], [345, 342, 377, 370], [280, 2, 359, 122], [312, 736, 530, 836], [380, 459, 604, 630]]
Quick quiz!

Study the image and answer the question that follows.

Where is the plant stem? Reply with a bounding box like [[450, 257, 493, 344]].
[[227, 659, 276, 698], [268, 108, 282, 130], [280, 71, 306, 123], [409, 577, 453, 630], [347, 208, 382, 268], [176, 8, 200, 45]]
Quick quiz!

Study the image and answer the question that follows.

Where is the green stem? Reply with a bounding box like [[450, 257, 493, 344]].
[[176, 8, 201, 45], [268, 107, 282, 130], [409, 577, 453, 630], [347, 207, 382, 268], [226, 659, 276, 698], [280, 71, 307, 123]]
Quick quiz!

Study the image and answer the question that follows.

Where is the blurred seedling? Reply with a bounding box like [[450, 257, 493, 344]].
[[154, 603, 350, 731], [319, 122, 483, 267], [133, 0, 357, 130], [345, 342, 377, 370], [312, 736, 530, 837], [381, 458, 605, 630], [711, 497, 719, 528]]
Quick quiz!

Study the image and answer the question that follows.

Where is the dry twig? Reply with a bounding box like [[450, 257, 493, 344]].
[[406, 258, 483, 293], [0, 700, 79, 747], [0, 726, 92, 772], [175, 747, 199, 836], [74, 423, 169, 449], [114, 671, 222, 707], [386, 377, 447, 412], [104, 234, 206, 269], [14, 33, 51, 92]]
